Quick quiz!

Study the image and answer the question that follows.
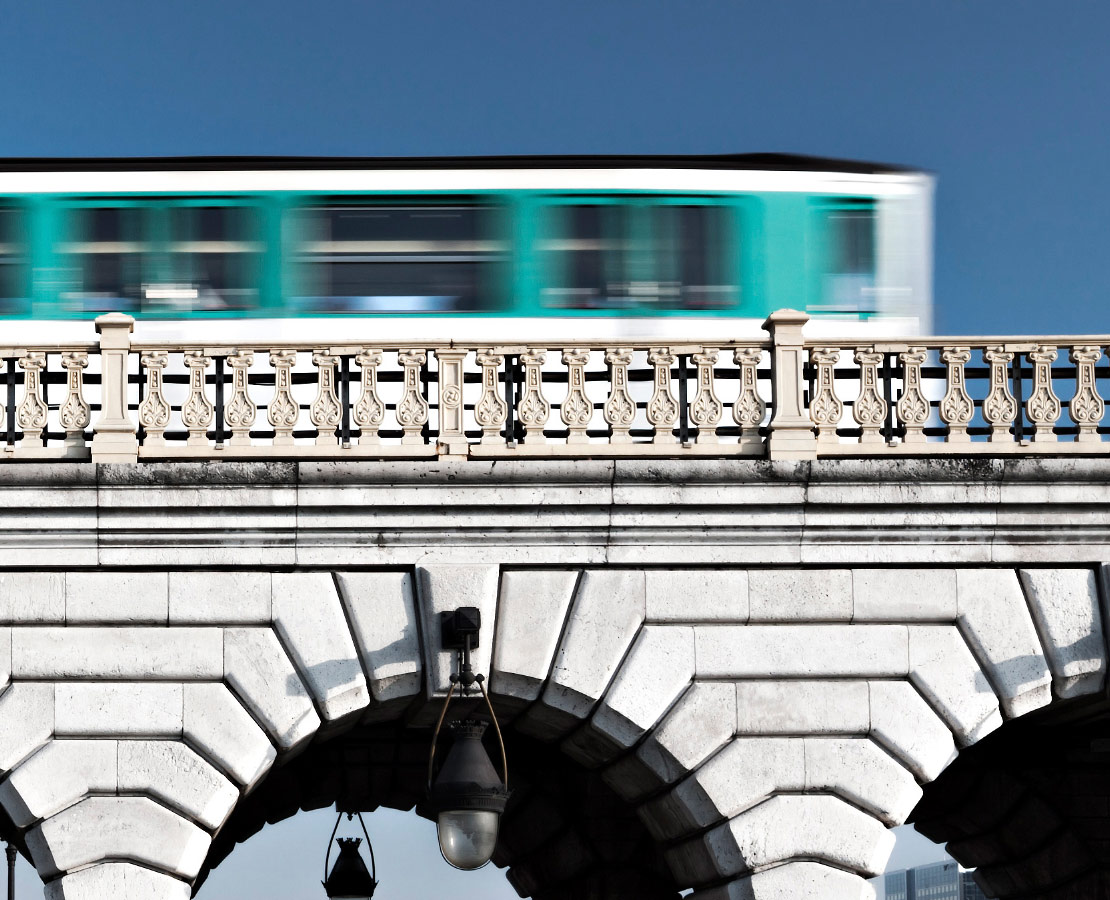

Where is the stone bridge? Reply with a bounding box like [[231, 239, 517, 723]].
[[0, 314, 1108, 899]]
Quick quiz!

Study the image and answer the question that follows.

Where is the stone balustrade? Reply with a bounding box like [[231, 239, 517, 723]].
[[4, 310, 1110, 462]]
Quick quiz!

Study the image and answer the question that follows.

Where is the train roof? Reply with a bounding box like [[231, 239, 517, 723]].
[[0, 153, 924, 175]]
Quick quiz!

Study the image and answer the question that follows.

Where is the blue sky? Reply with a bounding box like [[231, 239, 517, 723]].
[[1, 0, 1101, 895]]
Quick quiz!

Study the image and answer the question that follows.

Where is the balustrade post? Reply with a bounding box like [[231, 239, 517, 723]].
[[763, 310, 816, 460], [435, 349, 469, 456], [91, 313, 138, 464]]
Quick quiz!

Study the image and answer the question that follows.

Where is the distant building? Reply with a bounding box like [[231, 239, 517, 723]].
[[884, 861, 986, 899]]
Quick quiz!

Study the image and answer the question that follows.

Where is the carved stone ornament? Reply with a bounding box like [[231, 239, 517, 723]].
[[311, 351, 342, 446], [353, 350, 385, 443], [474, 351, 508, 444], [1069, 346, 1104, 442], [138, 351, 171, 445], [939, 348, 973, 441], [852, 349, 887, 444], [1026, 346, 1061, 440], [809, 348, 843, 442], [517, 349, 550, 442], [396, 349, 429, 445], [225, 350, 257, 447], [896, 348, 930, 444], [560, 348, 592, 444], [732, 348, 766, 444], [16, 352, 48, 445], [268, 349, 300, 446], [604, 348, 635, 443], [982, 348, 1016, 441], [647, 348, 677, 442], [182, 351, 214, 447], [58, 351, 91, 444]]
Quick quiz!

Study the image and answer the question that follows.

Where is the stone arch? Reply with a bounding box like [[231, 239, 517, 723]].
[[0, 563, 1102, 898]]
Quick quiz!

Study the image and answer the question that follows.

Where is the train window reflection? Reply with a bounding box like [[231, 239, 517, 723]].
[[541, 203, 735, 311], [0, 208, 28, 312], [163, 206, 263, 312], [59, 206, 143, 312], [293, 205, 501, 314], [820, 204, 877, 313]]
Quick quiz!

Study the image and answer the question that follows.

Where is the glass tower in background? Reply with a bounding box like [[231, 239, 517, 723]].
[[884, 861, 987, 899]]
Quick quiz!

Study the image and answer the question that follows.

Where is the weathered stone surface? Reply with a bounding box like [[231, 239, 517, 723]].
[[748, 569, 851, 621], [735, 680, 868, 734], [0, 740, 116, 828], [0, 572, 64, 623], [335, 571, 422, 705], [0, 683, 54, 772], [13, 627, 222, 679], [687, 862, 877, 900], [491, 569, 578, 705], [909, 625, 1002, 746], [27, 796, 210, 879], [44, 862, 191, 900], [869, 680, 957, 781], [65, 571, 169, 624], [696, 625, 909, 678], [1019, 567, 1106, 699], [803, 737, 922, 825], [55, 683, 183, 737], [223, 628, 320, 752], [852, 568, 957, 621], [168, 571, 271, 624], [183, 682, 276, 789], [271, 572, 369, 723], [118, 741, 238, 830], [957, 569, 1052, 718], [645, 569, 748, 622]]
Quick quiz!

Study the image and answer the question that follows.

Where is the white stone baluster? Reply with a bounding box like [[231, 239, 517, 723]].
[[810, 348, 843, 444], [396, 350, 429, 445], [732, 348, 765, 450], [1069, 346, 1104, 443], [311, 351, 342, 447], [474, 350, 507, 445], [939, 348, 973, 442], [182, 351, 214, 448], [896, 348, 929, 444], [517, 349, 550, 444], [17, 352, 47, 448], [268, 349, 299, 446], [604, 348, 635, 444], [138, 351, 170, 448], [690, 349, 723, 443], [225, 350, 256, 448], [852, 349, 887, 444], [435, 349, 468, 456], [647, 349, 677, 444], [1026, 346, 1061, 442], [353, 350, 385, 444], [59, 351, 91, 451], [982, 348, 1016, 442], [561, 348, 592, 444]]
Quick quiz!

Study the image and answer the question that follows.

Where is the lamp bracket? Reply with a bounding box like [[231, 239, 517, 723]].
[[440, 607, 481, 651]]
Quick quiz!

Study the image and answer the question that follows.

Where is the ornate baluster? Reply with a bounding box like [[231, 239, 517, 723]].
[[690, 349, 723, 443], [138, 351, 170, 447], [896, 348, 929, 444], [17, 352, 47, 448], [604, 348, 635, 444], [561, 348, 592, 444], [311, 350, 342, 447], [517, 349, 550, 444], [59, 351, 91, 450], [982, 348, 1016, 442], [397, 350, 429, 445], [939, 348, 973, 442], [852, 349, 887, 444], [810, 348, 843, 444], [1069, 346, 1104, 443], [647, 348, 677, 444], [225, 350, 256, 448], [268, 349, 299, 446], [182, 351, 214, 448], [474, 350, 507, 445], [1026, 346, 1061, 441], [732, 348, 765, 449], [353, 350, 385, 444]]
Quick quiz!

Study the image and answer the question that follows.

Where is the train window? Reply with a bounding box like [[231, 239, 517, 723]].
[[58, 206, 144, 313], [818, 203, 878, 313], [541, 203, 735, 312], [163, 206, 263, 312], [0, 208, 28, 312], [292, 205, 501, 314]]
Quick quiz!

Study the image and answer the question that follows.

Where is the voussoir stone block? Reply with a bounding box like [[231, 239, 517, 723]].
[[956, 569, 1052, 718], [13, 627, 223, 679], [868, 680, 957, 782], [118, 740, 239, 830], [748, 569, 851, 621], [55, 683, 183, 737], [0, 739, 116, 829], [688, 862, 877, 900], [803, 737, 922, 825], [271, 572, 369, 724], [1019, 567, 1106, 699], [335, 571, 422, 707], [183, 682, 276, 789], [65, 571, 169, 624], [45, 862, 191, 900], [0, 572, 64, 623], [735, 680, 869, 734], [852, 568, 957, 621], [0, 683, 53, 773], [645, 569, 748, 622], [168, 571, 271, 624], [417, 564, 500, 694]]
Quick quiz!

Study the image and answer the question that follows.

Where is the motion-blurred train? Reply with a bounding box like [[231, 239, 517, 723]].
[[0, 154, 933, 342]]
